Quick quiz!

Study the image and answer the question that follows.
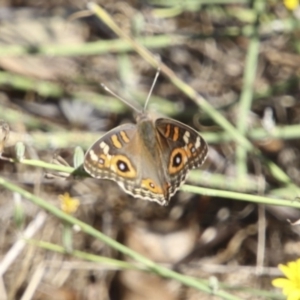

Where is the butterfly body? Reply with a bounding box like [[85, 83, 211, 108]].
[[84, 109, 208, 206]]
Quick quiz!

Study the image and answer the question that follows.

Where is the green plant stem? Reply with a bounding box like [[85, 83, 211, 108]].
[[182, 184, 300, 208], [27, 239, 140, 271], [12, 123, 300, 150], [0, 17, 299, 59], [3, 157, 300, 208], [25, 240, 285, 299], [0, 35, 186, 57], [236, 0, 262, 178], [0, 71, 63, 97]]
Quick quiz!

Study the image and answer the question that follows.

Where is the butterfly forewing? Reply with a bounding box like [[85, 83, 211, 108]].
[[84, 124, 138, 181], [156, 118, 208, 196]]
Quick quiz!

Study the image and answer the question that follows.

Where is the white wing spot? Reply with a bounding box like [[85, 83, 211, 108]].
[[183, 131, 190, 144], [89, 150, 98, 161], [195, 137, 201, 149], [100, 141, 110, 154], [175, 155, 181, 165], [118, 162, 126, 171]]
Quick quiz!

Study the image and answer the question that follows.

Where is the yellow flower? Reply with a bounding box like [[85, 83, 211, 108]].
[[272, 258, 300, 300], [284, 0, 300, 10], [59, 193, 80, 215]]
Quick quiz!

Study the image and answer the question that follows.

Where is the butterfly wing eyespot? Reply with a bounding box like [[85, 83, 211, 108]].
[[173, 152, 182, 166], [117, 160, 128, 172], [111, 155, 137, 178], [141, 179, 167, 196], [188, 143, 197, 156], [168, 148, 186, 175]]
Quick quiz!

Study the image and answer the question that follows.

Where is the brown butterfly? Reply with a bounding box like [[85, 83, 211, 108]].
[[84, 70, 208, 205]]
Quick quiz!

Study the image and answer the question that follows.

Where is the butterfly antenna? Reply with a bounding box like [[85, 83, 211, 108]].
[[101, 83, 140, 113], [143, 67, 160, 111]]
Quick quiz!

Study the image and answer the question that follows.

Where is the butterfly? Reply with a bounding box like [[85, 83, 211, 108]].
[[84, 70, 208, 206]]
